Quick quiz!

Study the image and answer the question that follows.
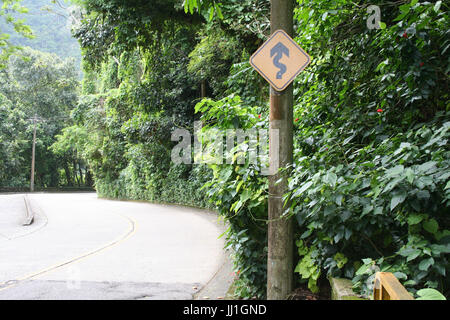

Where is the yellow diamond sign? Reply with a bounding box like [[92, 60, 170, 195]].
[[250, 29, 311, 91]]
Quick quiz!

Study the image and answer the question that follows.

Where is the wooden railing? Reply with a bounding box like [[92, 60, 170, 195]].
[[373, 272, 414, 300]]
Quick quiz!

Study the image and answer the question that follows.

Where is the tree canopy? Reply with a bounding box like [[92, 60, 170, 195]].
[[0, 0, 33, 68], [0, 47, 80, 189]]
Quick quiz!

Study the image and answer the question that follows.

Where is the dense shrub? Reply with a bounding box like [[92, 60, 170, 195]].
[[290, 115, 449, 296], [288, 0, 449, 297], [194, 0, 450, 299], [197, 95, 269, 298]]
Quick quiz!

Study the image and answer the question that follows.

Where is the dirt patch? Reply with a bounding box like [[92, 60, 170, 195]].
[[288, 283, 331, 300]]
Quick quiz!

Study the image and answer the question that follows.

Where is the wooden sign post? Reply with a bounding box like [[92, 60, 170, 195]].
[[250, 0, 311, 299]]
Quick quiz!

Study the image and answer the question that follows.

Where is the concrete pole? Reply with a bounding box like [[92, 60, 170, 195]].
[[267, 0, 294, 300], [30, 116, 36, 192]]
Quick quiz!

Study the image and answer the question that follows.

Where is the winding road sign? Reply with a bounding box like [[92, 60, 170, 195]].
[[250, 29, 311, 91]]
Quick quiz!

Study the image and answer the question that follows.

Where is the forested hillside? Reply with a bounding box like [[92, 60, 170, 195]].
[[0, 0, 81, 70]]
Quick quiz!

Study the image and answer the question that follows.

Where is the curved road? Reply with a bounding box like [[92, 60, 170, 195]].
[[0, 193, 229, 299]]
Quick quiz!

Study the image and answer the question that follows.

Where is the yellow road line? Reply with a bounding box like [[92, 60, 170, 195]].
[[0, 213, 137, 292]]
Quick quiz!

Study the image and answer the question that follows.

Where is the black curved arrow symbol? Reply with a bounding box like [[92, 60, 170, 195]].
[[270, 42, 289, 80]]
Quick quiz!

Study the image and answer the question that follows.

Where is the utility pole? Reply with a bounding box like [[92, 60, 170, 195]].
[[201, 80, 207, 98], [30, 115, 37, 192], [267, 0, 294, 299]]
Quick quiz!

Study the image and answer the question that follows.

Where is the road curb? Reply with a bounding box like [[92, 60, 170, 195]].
[[22, 195, 35, 226], [193, 249, 235, 300]]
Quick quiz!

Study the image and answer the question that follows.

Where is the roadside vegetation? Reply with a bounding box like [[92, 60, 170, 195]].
[[0, 0, 448, 299]]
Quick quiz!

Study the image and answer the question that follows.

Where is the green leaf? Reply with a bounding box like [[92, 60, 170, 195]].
[[355, 264, 369, 275], [416, 190, 430, 200], [418, 257, 434, 271], [434, 1, 442, 12], [393, 11, 408, 22], [383, 177, 404, 194], [406, 249, 421, 262], [405, 168, 414, 184], [362, 204, 373, 216], [215, 4, 223, 19], [232, 200, 243, 213], [434, 263, 446, 276], [325, 171, 337, 187], [375, 59, 389, 72], [417, 161, 437, 174], [334, 194, 343, 206], [399, 3, 410, 13], [378, 21, 386, 29], [208, 6, 214, 21], [219, 167, 233, 181], [445, 181, 450, 190], [398, 247, 420, 258], [404, 280, 417, 286], [334, 252, 348, 269], [416, 288, 446, 300], [386, 165, 404, 177], [301, 229, 312, 239], [423, 219, 439, 234], [407, 214, 424, 225], [236, 180, 244, 192], [240, 189, 252, 203], [295, 181, 313, 196], [374, 206, 383, 215], [341, 210, 352, 222], [390, 192, 406, 211], [393, 272, 407, 280], [324, 205, 335, 216]]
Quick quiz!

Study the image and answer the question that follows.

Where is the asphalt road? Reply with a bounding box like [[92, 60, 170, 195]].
[[0, 193, 230, 299]]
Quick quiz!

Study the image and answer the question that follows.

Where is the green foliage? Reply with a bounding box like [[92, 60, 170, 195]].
[[294, 240, 321, 293], [196, 95, 268, 299], [71, 2, 275, 299], [188, 27, 239, 95], [0, 0, 33, 68], [290, 116, 450, 296], [183, 0, 224, 21], [51, 125, 89, 160], [223, 50, 268, 107], [0, 0, 81, 71], [288, 0, 449, 298], [217, 0, 269, 41], [416, 288, 446, 300], [1, 47, 79, 116], [0, 47, 80, 188], [71, 18, 212, 208], [184, 0, 270, 38], [68, 0, 449, 301], [72, 0, 202, 69], [0, 93, 28, 186]]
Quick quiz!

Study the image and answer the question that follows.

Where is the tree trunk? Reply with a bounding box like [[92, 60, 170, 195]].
[[64, 162, 73, 186], [73, 160, 80, 187], [86, 168, 93, 187], [78, 162, 84, 185]]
